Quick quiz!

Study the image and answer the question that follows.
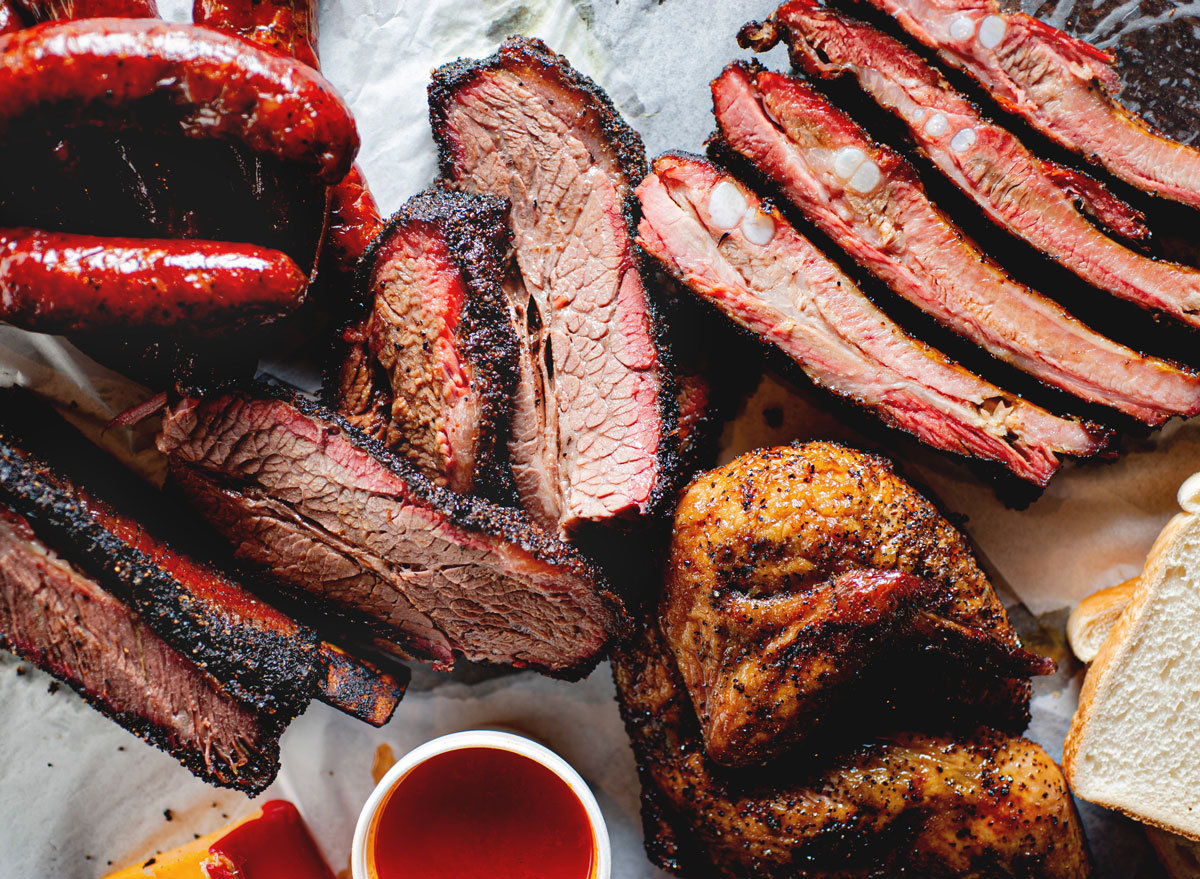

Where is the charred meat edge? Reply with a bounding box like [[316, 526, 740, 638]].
[[331, 186, 521, 504], [428, 35, 681, 524], [0, 503, 282, 792], [162, 383, 628, 681], [638, 151, 1107, 486]]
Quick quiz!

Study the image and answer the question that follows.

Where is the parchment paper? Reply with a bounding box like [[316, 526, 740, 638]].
[[1, 0, 1198, 875]]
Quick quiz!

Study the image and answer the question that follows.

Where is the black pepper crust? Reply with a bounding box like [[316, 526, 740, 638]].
[[611, 614, 1091, 878], [427, 35, 683, 522], [0, 503, 284, 794], [0, 391, 318, 725], [326, 185, 522, 505], [165, 382, 631, 680]]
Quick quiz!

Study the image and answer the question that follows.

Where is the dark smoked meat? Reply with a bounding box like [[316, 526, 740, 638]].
[[611, 615, 1091, 879], [709, 61, 1200, 425], [158, 388, 623, 679], [749, 1, 1200, 335], [332, 188, 519, 500], [0, 503, 283, 792], [661, 443, 1050, 768], [636, 152, 1106, 486], [860, 0, 1200, 209], [0, 390, 405, 730], [429, 36, 678, 534]]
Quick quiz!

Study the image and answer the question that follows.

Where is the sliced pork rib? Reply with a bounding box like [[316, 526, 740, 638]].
[[0, 503, 282, 792], [709, 62, 1200, 425], [333, 188, 519, 500], [0, 390, 406, 729], [429, 36, 677, 533], [636, 153, 1105, 485], [857, 0, 1200, 209], [158, 388, 622, 679], [746, 2, 1200, 334]]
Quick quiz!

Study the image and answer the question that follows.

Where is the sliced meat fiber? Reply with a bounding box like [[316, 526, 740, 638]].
[[0, 389, 405, 728], [856, 0, 1200, 209], [636, 153, 1105, 486], [429, 36, 678, 534], [0, 503, 282, 792], [709, 62, 1200, 426], [332, 188, 518, 500], [749, 2, 1200, 336], [158, 388, 623, 679]]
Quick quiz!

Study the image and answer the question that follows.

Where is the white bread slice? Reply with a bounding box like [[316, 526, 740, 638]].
[[1067, 577, 1139, 663], [1064, 495, 1200, 841]]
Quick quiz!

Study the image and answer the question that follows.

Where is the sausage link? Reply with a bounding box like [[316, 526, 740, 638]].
[[326, 163, 384, 272], [0, 227, 307, 333], [0, 19, 358, 183], [194, 0, 382, 274], [192, 0, 316, 67], [13, 0, 157, 23]]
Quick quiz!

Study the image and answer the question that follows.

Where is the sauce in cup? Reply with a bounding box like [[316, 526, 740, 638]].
[[354, 731, 609, 879]]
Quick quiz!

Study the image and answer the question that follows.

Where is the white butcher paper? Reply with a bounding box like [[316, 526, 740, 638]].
[[0, 0, 1194, 875]]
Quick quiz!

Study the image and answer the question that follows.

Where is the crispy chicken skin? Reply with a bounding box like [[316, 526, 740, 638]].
[[612, 619, 1090, 879], [661, 442, 1048, 766]]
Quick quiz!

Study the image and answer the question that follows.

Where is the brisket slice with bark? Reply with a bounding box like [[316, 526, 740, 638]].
[[429, 36, 678, 534], [708, 61, 1200, 426], [332, 188, 519, 501], [748, 2, 1200, 335], [0, 503, 282, 791], [636, 153, 1106, 486], [158, 388, 623, 679], [0, 390, 406, 729], [859, 0, 1200, 210]]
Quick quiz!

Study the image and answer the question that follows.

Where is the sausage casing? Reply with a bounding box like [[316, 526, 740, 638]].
[[0, 227, 307, 333], [0, 19, 358, 183]]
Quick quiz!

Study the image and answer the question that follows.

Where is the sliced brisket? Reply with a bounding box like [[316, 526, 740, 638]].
[[158, 388, 622, 679], [0, 502, 281, 791], [858, 0, 1200, 209], [429, 36, 677, 533], [749, 1, 1200, 334], [709, 62, 1200, 425], [636, 153, 1106, 485], [0, 390, 406, 729], [332, 188, 519, 500]]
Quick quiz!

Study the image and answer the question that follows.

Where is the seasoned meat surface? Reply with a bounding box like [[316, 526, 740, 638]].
[[333, 188, 519, 500], [612, 617, 1091, 878], [430, 36, 678, 533], [662, 442, 1042, 765]]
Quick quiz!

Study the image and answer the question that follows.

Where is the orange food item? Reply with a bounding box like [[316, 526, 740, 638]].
[[104, 800, 334, 879]]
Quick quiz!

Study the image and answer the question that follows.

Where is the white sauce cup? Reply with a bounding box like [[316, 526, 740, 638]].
[[351, 729, 612, 879]]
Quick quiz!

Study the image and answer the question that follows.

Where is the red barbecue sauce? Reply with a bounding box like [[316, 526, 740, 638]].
[[367, 746, 596, 879], [207, 800, 335, 879]]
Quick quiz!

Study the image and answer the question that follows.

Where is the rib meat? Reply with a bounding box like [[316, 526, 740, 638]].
[[611, 614, 1091, 879], [856, 0, 1200, 209], [158, 388, 622, 679], [332, 188, 519, 500], [636, 152, 1105, 485], [0, 389, 406, 729], [747, 1, 1200, 334], [709, 61, 1200, 425], [429, 36, 677, 533], [0, 503, 282, 792]]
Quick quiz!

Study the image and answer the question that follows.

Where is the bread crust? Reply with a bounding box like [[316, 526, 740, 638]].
[[1066, 576, 1138, 663], [1064, 511, 1200, 841]]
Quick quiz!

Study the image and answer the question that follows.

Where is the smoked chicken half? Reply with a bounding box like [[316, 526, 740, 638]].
[[612, 442, 1090, 877]]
